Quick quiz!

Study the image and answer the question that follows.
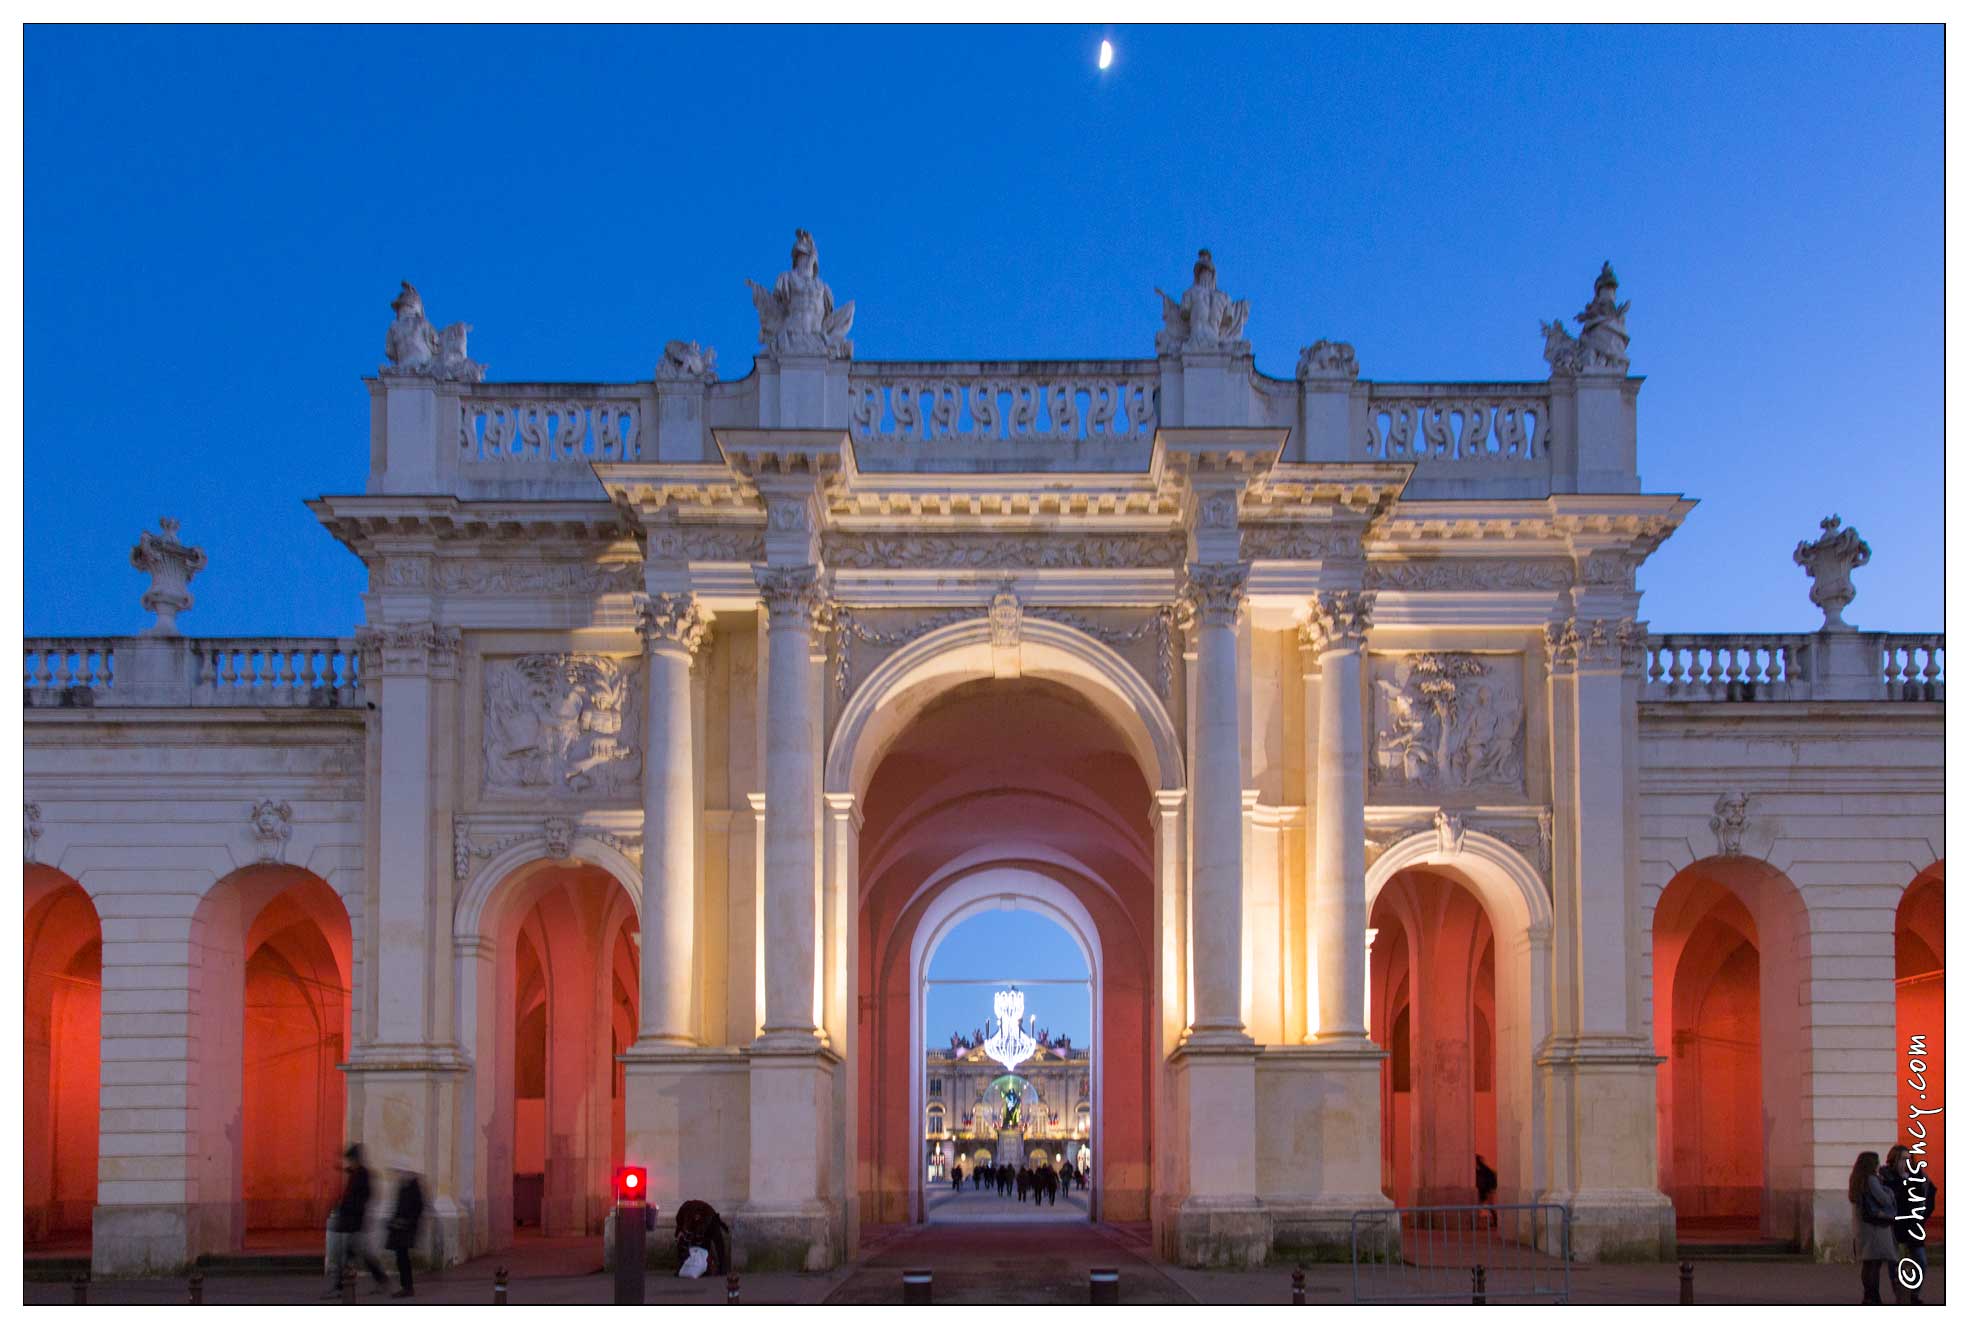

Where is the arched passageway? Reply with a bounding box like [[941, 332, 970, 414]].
[[470, 861, 639, 1243], [189, 866, 353, 1252], [854, 675, 1156, 1230], [26, 868, 102, 1248], [1652, 858, 1812, 1244], [1370, 869, 1498, 1208], [1896, 864, 1944, 1225]]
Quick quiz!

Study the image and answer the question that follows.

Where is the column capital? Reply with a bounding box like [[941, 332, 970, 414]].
[[1303, 589, 1376, 654], [354, 620, 462, 679], [1543, 614, 1645, 676], [752, 563, 830, 630], [1180, 560, 1251, 629], [634, 591, 708, 657]]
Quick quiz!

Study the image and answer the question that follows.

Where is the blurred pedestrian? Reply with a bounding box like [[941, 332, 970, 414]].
[[385, 1169, 425, 1298], [1850, 1150, 1894, 1304], [323, 1144, 387, 1298]]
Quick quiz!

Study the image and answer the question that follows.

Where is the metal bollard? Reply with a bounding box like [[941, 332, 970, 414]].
[[612, 1202, 648, 1306], [72, 1275, 89, 1305], [725, 1273, 741, 1304], [1679, 1261, 1694, 1305], [1291, 1266, 1306, 1305], [902, 1269, 932, 1305], [493, 1265, 509, 1305], [1090, 1267, 1119, 1305], [189, 1270, 205, 1305], [1471, 1264, 1486, 1306]]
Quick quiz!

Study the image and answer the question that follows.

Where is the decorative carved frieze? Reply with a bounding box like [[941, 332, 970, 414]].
[[819, 531, 1186, 571], [248, 799, 294, 863], [1369, 652, 1524, 794], [1364, 805, 1552, 882], [635, 592, 708, 657], [1242, 524, 1364, 562], [1544, 615, 1646, 675], [25, 801, 41, 863], [1365, 559, 1573, 591], [1575, 553, 1638, 587], [1179, 561, 1250, 630], [356, 621, 463, 679], [482, 654, 641, 799], [988, 586, 1022, 649], [1304, 589, 1376, 654], [646, 526, 766, 565], [453, 814, 643, 880], [1710, 790, 1749, 857]]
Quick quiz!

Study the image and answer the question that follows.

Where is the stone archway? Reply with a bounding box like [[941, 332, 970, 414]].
[[827, 616, 1181, 1248], [905, 867, 1103, 1224], [455, 853, 641, 1249], [25, 867, 102, 1249], [1650, 856, 1813, 1246], [1366, 830, 1553, 1210]]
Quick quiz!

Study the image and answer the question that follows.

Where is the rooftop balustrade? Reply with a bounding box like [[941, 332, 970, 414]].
[[24, 636, 363, 708], [1642, 632, 1942, 703]]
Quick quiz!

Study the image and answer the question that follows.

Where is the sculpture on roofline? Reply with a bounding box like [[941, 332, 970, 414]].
[[657, 339, 719, 384], [747, 228, 855, 360], [1157, 248, 1250, 355], [383, 281, 485, 382], [1541, 261, 1630, 376], [1793, 514, 1871, 631]]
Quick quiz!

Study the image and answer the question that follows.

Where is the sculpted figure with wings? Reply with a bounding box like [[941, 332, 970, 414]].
[[1155, 248, 1250, 355], [747, 228, 855, 360]]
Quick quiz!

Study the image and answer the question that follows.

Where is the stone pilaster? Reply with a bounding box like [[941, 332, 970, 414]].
[[631, 592, 708, 1047], [1304, 588, 1374, 1042], [1182, 560, 1255, 1047], [1538, 613, 1675, 1259]]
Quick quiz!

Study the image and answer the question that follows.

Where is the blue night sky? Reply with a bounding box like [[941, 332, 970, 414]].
[[24, 25, 1942, 1047], [927, 909, 1092, 1051]]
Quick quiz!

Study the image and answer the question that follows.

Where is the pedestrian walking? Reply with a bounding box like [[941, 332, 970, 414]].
[[323, 1144, 388, 1298], [1850, 1150, 1895, 1304], [1016, 1168, 1028, 1202], [1882, 1145, 1936, 1305], [1475, 1154, 1499, 1229], [384, 1169, 425, 1298]]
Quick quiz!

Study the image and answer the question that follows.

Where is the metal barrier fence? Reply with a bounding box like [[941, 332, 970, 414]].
[[1350, 1203, 1571, 1304]]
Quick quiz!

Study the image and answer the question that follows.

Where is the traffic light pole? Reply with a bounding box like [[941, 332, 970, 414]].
[[614, 1201, 648, 1305]]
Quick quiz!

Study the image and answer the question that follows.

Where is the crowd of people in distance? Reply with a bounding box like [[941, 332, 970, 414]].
[[950, 1158, 1087, 1205]]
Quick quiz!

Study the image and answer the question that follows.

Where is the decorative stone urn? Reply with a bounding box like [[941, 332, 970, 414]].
[[129, 517, 207, 635], [1793, 514, 1871, 631]]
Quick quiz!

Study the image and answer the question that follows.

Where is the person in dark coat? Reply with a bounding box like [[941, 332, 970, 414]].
[[674, 1199, 732, 1276], [323, 1144, 387, 1297], [384, 1170, 425, 1297], [1016, 1167, 1029, 1202], [1883, 1145, 1937, 1305], [1850, 1150, 1895, 1303], [1475, 1155, 1499, 1228]]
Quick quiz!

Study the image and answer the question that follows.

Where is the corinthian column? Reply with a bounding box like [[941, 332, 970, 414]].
[[635, 591, 707, 1047], [1184, 560, 1253, 1046], [754, 563, 824, 1050], [1307, 589, 1374, 1042]]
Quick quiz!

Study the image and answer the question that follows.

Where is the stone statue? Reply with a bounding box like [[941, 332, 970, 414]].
[[1541, 261, 1630, 375], [657, 339, 719, 383], [1575, 262, 1630, 368], [1297, 338, 1359, 381], [1793, 514, 1871, 631], [129, 517, 207, 636], [747, 229, 855, 360], [384, 281, 485, 382], [1001, 1087, 1022, 1131], [1156, 248, 1250, 355]]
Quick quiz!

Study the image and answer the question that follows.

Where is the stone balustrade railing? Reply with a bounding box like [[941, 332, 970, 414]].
[[24, 636, 362, 707], [1363, 385, 1549, 466], [191, 638, 363, 705], [848, 362, 1160, 444], [457, 385, 646, 464], [24, 638, 116, 694], [1644, 632, 1942, 702]]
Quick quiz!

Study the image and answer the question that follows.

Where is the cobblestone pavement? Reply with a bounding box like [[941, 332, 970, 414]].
[[24, 1234, 1945, 1307]]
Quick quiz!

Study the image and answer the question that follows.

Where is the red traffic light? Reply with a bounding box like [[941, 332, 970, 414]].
[[614, 1166, 647, 1203]]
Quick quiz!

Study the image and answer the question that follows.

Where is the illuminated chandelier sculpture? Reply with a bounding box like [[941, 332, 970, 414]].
[[983, 988, 1038, 1072]]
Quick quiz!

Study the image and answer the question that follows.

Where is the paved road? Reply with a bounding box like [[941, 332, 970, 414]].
[[824, 1219, 1192, 1305]]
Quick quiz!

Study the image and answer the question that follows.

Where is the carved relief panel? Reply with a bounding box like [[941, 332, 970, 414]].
[[482, 653, 642, 800], [1368, 652, 1526, 798]]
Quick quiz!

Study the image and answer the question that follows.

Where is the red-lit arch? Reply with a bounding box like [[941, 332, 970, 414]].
[[26, 867, 102, 1249]]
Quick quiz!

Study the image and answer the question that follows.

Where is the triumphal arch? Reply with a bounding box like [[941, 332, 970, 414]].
[[24, 236, 1944, 1275]]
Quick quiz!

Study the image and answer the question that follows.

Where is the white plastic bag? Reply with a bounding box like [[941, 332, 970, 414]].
[[679, 1246, 709, 1279]]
